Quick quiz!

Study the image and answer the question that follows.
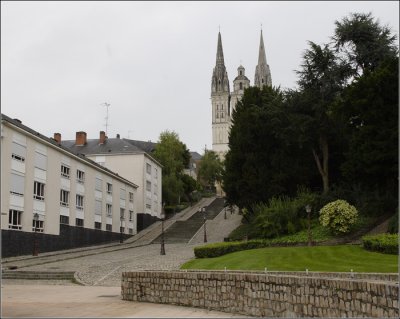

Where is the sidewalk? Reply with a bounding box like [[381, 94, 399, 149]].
[[1, 283, 247, 318]]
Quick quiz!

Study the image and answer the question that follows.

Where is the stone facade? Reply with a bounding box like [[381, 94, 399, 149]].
[[121, 270, 399, 318], [211, 31, 271, 160]]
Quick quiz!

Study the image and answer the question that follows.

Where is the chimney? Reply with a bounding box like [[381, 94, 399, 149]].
[[76, 131, 87, 146], [54, 133, 61, 144], [116, 134, 120, 139], [99, 131, 107, 144]]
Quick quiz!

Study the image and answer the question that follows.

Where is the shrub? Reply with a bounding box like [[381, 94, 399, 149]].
[[388, 210, 399, 234], [319, 199, 358, 234], [362, 233, 398, 254]]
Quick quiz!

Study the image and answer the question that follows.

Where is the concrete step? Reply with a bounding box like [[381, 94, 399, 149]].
[[152, 198, 226, 244], [2, 270, 76, 280]]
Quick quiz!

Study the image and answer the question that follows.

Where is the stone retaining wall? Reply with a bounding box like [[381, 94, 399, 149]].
[[121, 270, 399, 317]]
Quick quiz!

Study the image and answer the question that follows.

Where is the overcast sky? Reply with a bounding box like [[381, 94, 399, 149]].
[[1, 1, 399, 154]]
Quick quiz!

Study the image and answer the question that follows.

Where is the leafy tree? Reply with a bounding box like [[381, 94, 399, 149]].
[[333, 12, 398, 75], [197, 150, 223, 190], [295, 41, 351, 194], [153, 130, 190, 205]]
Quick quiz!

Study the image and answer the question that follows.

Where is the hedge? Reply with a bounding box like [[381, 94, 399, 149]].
[[362, 233, 398, 254], [194, 237, 311, 258]]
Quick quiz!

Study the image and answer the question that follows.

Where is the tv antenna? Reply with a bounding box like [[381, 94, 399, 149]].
[[101, 102, 110, 135]]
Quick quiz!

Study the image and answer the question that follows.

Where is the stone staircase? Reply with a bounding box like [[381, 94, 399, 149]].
[[152, 198, 226, 244], [2, 270, 76, 281]]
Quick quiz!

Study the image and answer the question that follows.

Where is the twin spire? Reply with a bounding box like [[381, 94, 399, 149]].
[[213, 28, 272, 90]]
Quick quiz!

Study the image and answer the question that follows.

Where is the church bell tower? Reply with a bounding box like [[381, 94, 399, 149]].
[[211, 32, 230, 159]]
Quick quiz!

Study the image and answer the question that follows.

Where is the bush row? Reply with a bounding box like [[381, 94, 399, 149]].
[[362, 233, 398, 254], [194, 237, 310, 258]]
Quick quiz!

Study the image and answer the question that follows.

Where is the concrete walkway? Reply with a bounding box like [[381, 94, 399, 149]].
[[1, 197, 245, 317], [1, 283, 247, 318]]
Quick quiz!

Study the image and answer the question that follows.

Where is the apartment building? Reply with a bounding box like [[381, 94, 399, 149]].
[[62, 133, 163, 231], [1, 114, 138, 257]]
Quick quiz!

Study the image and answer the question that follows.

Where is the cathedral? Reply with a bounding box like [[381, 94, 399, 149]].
[[211, 30, 272, 160]]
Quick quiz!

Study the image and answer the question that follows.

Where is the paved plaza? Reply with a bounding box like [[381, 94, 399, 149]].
[[2, 198, 245, 317]]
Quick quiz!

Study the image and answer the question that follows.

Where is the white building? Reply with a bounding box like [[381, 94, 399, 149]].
[[1, 114, 138, 257], [62, 133, 163, 231]]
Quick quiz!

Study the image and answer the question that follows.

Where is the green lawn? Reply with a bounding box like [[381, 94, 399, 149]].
[[181, 245, 398, 273]]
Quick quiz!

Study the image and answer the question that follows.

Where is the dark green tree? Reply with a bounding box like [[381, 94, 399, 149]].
[[333, 12, 398, 75], [197, 150, 223, 190], [153, 130, 191, 205], [295, 41, 351, 194]]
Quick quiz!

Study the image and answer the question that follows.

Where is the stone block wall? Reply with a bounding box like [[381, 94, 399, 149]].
[[121, 270, 399, 317]]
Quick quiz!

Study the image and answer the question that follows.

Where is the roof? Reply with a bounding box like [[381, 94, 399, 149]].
[[233, 74, 250, 82], [190, 152, 202, 161], [61, 137, 162, 167], [1, 114, 138, 188], [123, 138, 157, 153]]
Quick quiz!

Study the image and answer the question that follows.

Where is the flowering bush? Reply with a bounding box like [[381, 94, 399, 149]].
[[319, 199, 358, 234]]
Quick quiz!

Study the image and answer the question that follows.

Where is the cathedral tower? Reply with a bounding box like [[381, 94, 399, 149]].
[[231, 65, 250, 115], [254, 29, 272, 88], [211, 32, 231, 159]]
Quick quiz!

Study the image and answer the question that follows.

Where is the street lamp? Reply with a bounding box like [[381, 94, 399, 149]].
[[33, 213, 39, 256], [203, 207, 207, 243], [120, 215, 124, 243], [305, 205, 312, 246], [160, 203, 166, 255]]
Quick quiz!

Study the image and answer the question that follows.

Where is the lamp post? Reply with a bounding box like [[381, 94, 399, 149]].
[[160, 203, 166, 255], [305, 205, 312, 246], [203, 207, 207, 243], [120, 215, 124, 243], [33, 213, 39, 256]]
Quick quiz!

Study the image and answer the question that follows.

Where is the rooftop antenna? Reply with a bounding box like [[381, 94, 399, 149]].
[[101, 102, 110, 136]]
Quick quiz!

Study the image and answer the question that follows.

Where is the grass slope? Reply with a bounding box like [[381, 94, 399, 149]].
[[182, 245, 398, 273]]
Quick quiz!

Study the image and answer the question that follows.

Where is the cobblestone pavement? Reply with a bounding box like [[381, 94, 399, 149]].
[[5, 207, 242, 287]]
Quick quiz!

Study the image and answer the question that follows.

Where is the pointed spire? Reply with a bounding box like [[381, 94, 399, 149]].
[[216, 32, 225, 66], [257, 29, 267, 66], [254, 28, 272, 88]]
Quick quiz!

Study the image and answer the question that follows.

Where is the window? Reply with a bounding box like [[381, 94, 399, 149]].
[[76, 195, 84, 210], [240, 82, 243, 90], [216, 113, 219, 118], [120, 227, 125, 233], [76, 170, 85, 183], [106, 183, 112, 194], [35, 152, 47, 170], [60, 215, 69, 225], [12, 142, 26, 162], [10, 173, 24, 196], [120, 208, 125, 220], [240, 70, 242, 75], [106, 224, 112, 232], [222, 104, 224, 110], [60, 189, 69, 207], [146, 163, 151, 174], [129, 210, 133, 222], [221, 113, 224, 118], [129, 192, 134, 203], [106, 204, 112, 217], [33, 181, 45, 201], [61, 165, 70, 178], [32, 219, 44, 232], [120, 188, 126, 200], [262, 78, 264, 84], [129, 228, 133, 235], [94, 222, 101, 230], [146, 204, 151, 209], [146, 181, 151, 191], [154, 168, 158, 179], [9, 209, 22, 230], [95, 177, 102, 191], [95, 200, 102, 215], [76, 218, 84, 227]]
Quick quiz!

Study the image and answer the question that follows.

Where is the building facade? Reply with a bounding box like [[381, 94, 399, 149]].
[[1, 114, 138, 257], [62, 134, 163, 231], [211, 30, 272, 160]]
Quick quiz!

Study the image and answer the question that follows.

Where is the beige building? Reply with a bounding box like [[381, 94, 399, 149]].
[[62, 134, 162, 231], [1, 114, 138, 257], [211, 30, 272, 160]]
